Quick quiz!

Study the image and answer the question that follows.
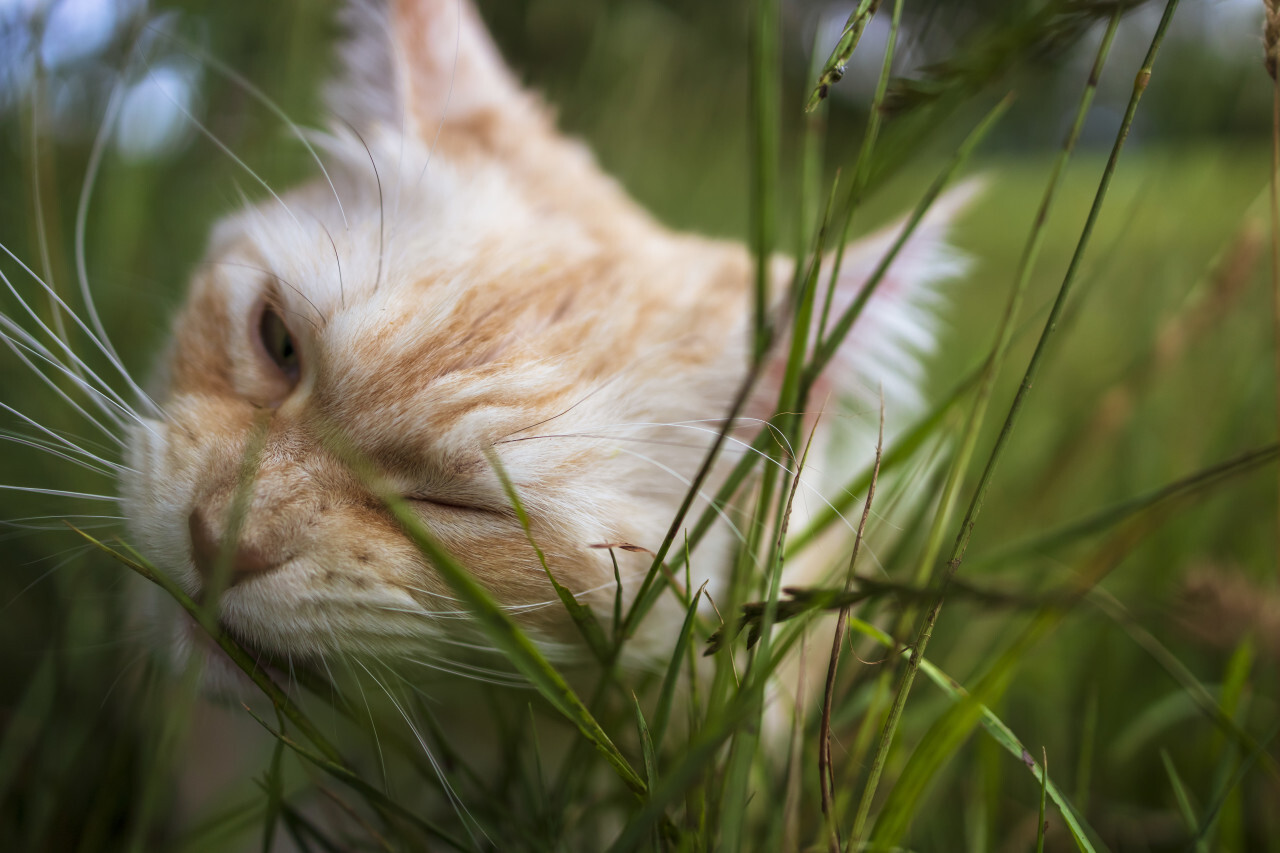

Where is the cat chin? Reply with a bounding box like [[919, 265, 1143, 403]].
[[162, 607, 267, 702]]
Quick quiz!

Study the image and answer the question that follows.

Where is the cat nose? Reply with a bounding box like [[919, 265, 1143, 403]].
[[187, 506, 277, 584]]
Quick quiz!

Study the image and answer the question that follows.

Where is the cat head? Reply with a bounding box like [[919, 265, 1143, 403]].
[[120, 0, 970, 666]]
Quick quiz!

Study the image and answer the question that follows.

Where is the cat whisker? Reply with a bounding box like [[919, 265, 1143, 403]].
[[0, 319, 130, 429], [399, 578, 618, 615], [353, 658, 489, 845], [0, 430, 124, 478], [0, 319, 150, 441], [414, 0, 462, 193], [330, 650, 392, 791], [0, 240, 160, 418], [344, 123, 385, 292], [318, 221, 346, 309], [139, 54, 305, 236], [0, 484, 120, 502], [74, 47, 135, 382], [0, 262, 156, 426], [145, 25, 352, 231], [0, 544, 96, 613], [610, 446, 752, 554], [514, 419, 873, 541], [0, 514, 122, 532], [400, 655, 529, 688], [0, 403, 130, 473]]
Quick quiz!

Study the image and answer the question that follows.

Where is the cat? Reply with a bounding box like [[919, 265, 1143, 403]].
[[0, 0, 975, 799], [112, 0, 972, 682]]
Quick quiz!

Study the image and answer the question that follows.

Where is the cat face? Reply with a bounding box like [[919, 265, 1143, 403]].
[[121, 0, 762, 661], [119, 0, 967, 664]]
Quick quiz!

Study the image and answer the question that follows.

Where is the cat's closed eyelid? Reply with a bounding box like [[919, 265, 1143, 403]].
[[403, 493, 507, 517]]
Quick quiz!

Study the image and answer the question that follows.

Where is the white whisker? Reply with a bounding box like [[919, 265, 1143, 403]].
[[0, 514, 123, 531], [146, 27, 351, 230], [400, 655, 528, 688], [354, 659, 488, 845], [0, 318, 152, 440], [0, 400, 129, 471], [139, 55, 304, 235], [75, 46, 132, 377], [1, 545, 94, 613], [611, 446, 753, 556], [0, 485, 119, 502], [0, 431, 121, 478], [0, 243, 159, 417]]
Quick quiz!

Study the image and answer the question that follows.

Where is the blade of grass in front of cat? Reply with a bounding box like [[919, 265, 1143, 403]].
[[817, 0, 900, 343], [844, 617, 1101, 853], [1036, 748, 1049, 853], [487, 449, 611, 665], [1201, 637, 1255, 848], [807, 93, 1012, 383], [259, 709, 286, 853], [384, 497, 648, 797], [804, 0, 879, 112], [241, 706, 467, 851], [748, 0, 779, 363], [651, 581, 705, 748], [1161, 749, 1205, 848], [852, 3, 1154, 837]]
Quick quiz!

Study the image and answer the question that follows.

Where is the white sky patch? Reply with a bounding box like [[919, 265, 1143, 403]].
[[115, 61, 198, 160], [39, 0, 119, 68]]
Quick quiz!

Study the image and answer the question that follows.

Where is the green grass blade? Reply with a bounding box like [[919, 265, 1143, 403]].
[[1036, 748, 1048, 853], [851, 3, 1170, 838], [809, 94, 1012, 381], [634, 693, 658, 790], [260, 711, 286, 853], [652, 582, 706, 748], [804, 0, 879, 111], [241, 706, 468, 851], [488, 450, 612, 664], [1160, 749, 1204, 848], [748, 0, 779, 361], [973, 443, 1280, 570], [384, 498, 647, 796], [845, 618, 1102, 853]]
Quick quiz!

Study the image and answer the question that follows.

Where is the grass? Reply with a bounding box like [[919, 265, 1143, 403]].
[[1, 0, 1279, 850]]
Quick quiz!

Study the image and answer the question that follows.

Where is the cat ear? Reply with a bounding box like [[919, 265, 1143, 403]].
[[758, 179, 983, 427], [327, 0, 528, 140]]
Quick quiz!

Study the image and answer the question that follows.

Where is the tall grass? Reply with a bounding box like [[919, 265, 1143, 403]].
[[1, 0, 1279, 850]]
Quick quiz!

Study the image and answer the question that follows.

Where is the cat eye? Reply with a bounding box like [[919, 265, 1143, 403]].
[[258, 304, 301, 383]]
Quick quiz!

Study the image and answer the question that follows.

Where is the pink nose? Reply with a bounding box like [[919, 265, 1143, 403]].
[[187, 506, 277, 584]]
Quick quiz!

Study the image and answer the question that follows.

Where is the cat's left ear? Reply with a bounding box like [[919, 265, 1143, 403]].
[[328, 0, 530, 141], [755, 178, 984, 426]]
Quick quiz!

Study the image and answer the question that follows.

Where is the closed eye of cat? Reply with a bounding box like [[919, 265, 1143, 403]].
[[403, 493, 494, 514]]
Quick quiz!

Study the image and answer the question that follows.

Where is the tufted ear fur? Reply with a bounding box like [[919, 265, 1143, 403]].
[[326, 0, 533, 141]]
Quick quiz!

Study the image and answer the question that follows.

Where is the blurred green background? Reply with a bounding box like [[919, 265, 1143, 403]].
[[0, 0, 1277, 849]]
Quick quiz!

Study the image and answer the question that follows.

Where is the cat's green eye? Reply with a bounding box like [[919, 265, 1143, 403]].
[[258, 305, 300, 382]]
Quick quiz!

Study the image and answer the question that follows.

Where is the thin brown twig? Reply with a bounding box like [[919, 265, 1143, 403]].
[[818, 397, 884, 852]]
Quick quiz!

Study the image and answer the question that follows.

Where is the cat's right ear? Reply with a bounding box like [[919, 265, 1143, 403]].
[[327, 0, 529, 141]]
